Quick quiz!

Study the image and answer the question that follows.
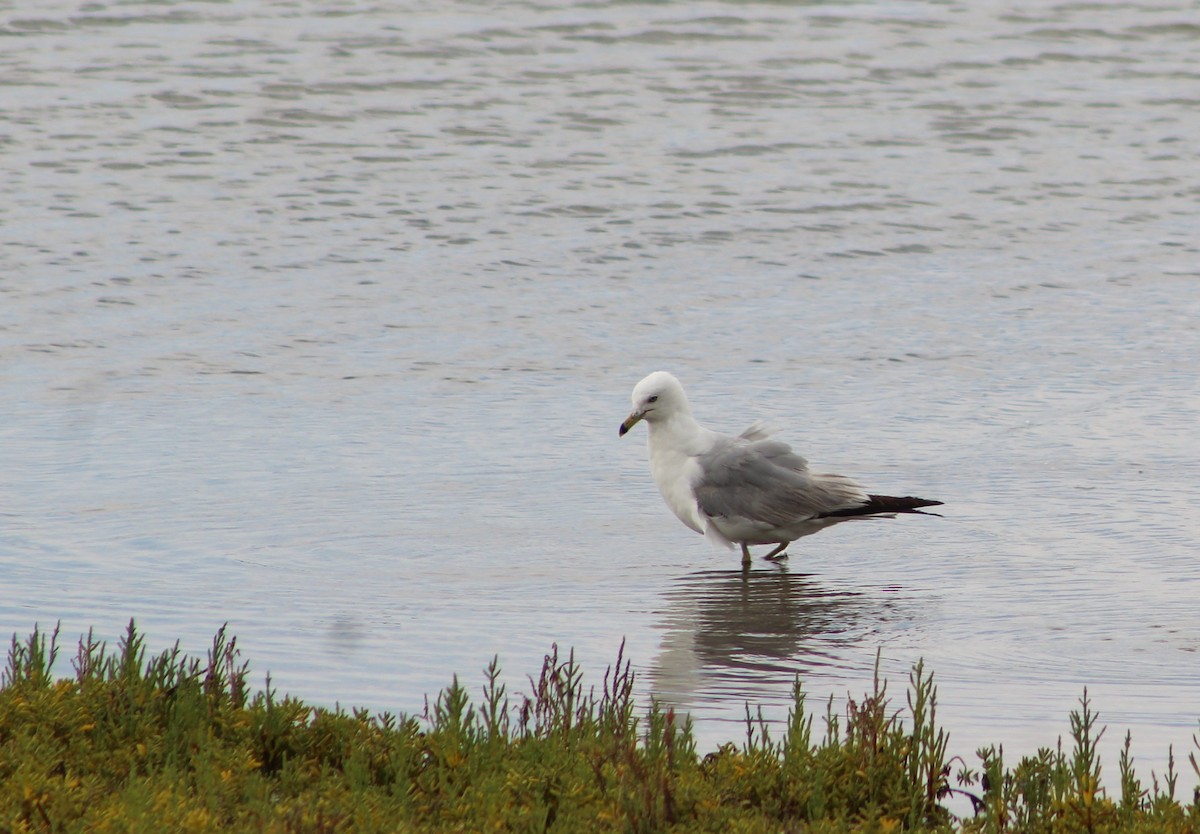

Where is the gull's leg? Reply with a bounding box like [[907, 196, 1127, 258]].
[[740, 543, 752, 567], [763, 542, 789, 561]]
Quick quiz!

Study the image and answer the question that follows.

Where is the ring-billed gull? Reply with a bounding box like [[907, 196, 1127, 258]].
[[619, 371, 943, 566]]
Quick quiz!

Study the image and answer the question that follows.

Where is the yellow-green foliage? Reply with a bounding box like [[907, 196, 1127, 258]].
[[0, 622, 1197, 833]]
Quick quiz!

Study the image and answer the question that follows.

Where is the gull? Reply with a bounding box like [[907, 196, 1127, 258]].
[[619, 371, 942, 566]]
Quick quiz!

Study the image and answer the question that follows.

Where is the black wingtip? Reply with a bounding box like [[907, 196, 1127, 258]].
[[819, 494, 944, 519]]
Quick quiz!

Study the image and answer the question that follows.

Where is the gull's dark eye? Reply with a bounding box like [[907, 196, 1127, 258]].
[[648, 395, 659, 403]]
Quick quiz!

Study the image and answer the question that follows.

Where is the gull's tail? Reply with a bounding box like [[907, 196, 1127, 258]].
[[818, 494, 944, 519]]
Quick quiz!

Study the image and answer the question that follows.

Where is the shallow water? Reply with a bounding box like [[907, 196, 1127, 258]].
[[3, 0, 1200, 793]]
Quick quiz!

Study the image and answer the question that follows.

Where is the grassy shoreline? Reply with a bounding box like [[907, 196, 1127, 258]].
[[2, 622, 1197, 833]]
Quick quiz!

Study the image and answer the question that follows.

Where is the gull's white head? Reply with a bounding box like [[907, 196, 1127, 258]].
[[619, 371, 690, 436]]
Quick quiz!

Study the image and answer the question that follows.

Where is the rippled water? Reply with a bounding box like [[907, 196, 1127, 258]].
[[3, 0, 1199, 791]]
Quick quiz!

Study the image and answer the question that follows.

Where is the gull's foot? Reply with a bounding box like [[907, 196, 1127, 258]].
[[764, 551, 789, 562]]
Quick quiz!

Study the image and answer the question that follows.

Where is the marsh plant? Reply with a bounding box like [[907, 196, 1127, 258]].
[[1, 621, 1198, 833]]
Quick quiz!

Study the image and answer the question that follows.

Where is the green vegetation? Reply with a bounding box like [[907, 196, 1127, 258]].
[[1, 622, 1198, 833]]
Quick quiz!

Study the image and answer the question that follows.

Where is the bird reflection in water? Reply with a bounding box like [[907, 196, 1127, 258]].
[[650, 566, 902, 711]]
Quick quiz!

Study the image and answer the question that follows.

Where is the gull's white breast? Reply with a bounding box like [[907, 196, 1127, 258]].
[[648, 439, 706, 535]]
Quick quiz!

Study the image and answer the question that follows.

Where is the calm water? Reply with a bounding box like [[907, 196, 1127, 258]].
[[3, 0, 1199, 793]]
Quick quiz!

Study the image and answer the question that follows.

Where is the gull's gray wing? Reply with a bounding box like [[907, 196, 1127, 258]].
[[693, 436, 866, 527], [738, 420, 775, 442]]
